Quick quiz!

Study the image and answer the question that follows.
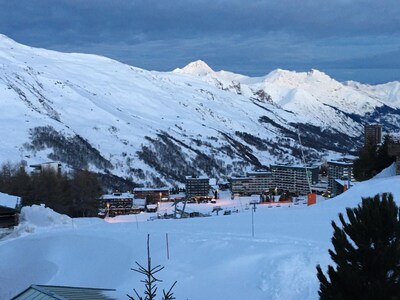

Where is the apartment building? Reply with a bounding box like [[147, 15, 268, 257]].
[[270, 164, 319, 195], [185, 176, 210, 200], [230, 171, 273, 195], [327, 159, 353, 196], [364, 124, 382, 147]]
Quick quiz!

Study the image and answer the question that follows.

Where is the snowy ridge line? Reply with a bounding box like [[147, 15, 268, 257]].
[[0, 35, 400, 186]]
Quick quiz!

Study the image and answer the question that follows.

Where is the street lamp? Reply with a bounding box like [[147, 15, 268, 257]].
[[106, 202, 110, 218]]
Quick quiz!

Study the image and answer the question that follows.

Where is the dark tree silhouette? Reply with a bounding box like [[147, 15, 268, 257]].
[[316, 193, 400, 299], [353, 135, 395, 181]]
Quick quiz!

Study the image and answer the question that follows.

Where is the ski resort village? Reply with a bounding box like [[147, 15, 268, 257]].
[[1, 32, 400, 300]]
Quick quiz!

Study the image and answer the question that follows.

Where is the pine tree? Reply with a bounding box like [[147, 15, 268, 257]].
[[128, 234, 177, 300], [316, 193, 400, 299], [353, 134, 395, 181], [70, 170, 102, 217]]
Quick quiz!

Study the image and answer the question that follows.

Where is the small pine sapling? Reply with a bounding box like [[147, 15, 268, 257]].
[[127, 234, 177, 300]]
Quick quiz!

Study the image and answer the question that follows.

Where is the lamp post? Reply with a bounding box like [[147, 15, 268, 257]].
[[106, 202, 110, 219]]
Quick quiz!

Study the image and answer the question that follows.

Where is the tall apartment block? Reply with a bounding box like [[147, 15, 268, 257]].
[[185, 176, 210, 200], [230, 171, 272, 195], [270, 164, 319, 195], [364, 124, 382, 147]]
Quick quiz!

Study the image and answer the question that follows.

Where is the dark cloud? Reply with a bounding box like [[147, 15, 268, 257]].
[[0, 0, 399, 83]]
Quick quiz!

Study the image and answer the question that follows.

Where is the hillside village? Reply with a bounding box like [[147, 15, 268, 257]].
[[2, 124, 400, 226], [92, 124, 400, 219]]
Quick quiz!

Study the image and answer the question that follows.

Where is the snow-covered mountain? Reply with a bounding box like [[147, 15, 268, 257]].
[[1, 35, 399, 187]]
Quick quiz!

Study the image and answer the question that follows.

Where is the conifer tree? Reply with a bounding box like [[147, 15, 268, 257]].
[[128, 234, 177, 300], [316, 193, 400, 299], [353, 134, 395, 181]]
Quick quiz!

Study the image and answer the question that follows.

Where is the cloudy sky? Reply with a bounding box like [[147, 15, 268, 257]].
[[0, 0, 399, 83]]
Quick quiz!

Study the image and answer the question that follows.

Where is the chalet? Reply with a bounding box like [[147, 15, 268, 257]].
[[12, 284, 117, 300]]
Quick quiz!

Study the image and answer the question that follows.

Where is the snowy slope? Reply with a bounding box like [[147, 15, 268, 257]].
[[175, 64, 400, 134], [1, 173, 399, 299], [1, 34, 399, 187]]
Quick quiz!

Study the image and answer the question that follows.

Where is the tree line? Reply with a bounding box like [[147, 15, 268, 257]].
[[317, 193, 400, 299], [0, 162, 102, 217], [353, 134, 396, 181]]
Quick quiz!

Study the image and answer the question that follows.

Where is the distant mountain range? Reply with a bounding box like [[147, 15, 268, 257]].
[[1, 34, 399, 188]]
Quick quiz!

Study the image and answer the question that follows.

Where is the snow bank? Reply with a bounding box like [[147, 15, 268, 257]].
[[20, 204, 71, 227], [373, 162, 397, 179], [6, 204, 72, 238]]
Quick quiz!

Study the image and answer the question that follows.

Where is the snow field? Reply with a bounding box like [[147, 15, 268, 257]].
[[1, 174, 399, 299]]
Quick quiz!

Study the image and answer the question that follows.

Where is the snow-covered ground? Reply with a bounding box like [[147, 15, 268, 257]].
[[1, 172, 400, 299]]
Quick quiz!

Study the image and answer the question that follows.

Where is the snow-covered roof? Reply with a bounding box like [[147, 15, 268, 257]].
[[230, 176, 251, 181], [133, 187, 169, 192], [0, 192, 20, 209], [185, 176, 209, 180], [334, 179, 354, 187], [270, 164, 319, 170], [328, 160, 353, 166], [100, 193, 134, 200], [247, 171, 272, 176]]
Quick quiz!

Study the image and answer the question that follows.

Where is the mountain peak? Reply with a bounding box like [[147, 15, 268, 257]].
[[264, 68, 335, 85], [0, 34, 18, 46], [173, 60, 214, 76]]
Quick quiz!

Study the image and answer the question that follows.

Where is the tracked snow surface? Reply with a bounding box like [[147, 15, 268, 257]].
[[1, 171, 399, 299]]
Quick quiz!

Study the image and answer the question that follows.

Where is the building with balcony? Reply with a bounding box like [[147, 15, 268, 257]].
[[327, 159, 354, 196], [230, 171, 273, 195], [364, 124, 382, 147], [270, 164, 319, 195], [230, 176, 251, 195], [185, 176, 210, 200]]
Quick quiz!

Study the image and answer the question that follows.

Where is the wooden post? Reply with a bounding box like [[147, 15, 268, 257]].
[[166, 233, 170, 260]]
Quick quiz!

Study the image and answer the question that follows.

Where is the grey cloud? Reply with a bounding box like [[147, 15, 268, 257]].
[[0, 0, 399, 83]]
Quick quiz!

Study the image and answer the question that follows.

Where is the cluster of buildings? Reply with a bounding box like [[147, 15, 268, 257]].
[[98, 188, 170, 217], [100, 158, 356, 217], [27, 124, 399, 218]]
